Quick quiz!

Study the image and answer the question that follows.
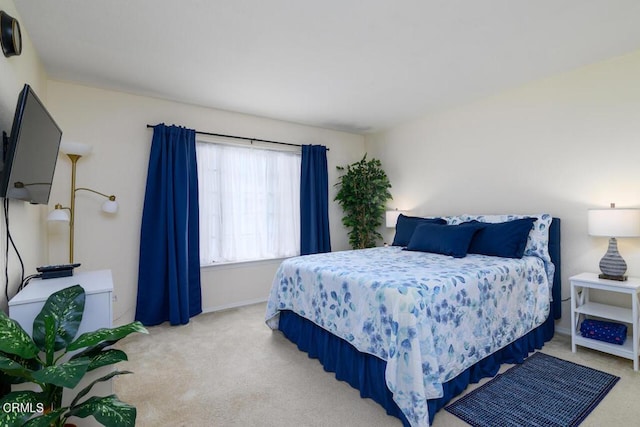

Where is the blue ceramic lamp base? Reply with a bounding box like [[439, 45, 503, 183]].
[[599, 237, 628, 281]]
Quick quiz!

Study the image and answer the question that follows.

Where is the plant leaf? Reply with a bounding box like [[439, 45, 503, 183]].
[[0, 354, 34, 380], [32, 285, 85, 353], [0, 312, 39, 360], [0, 391, 43, 427], [43, 315, 56, 366], [68, 394, 136, 427], [69, 340, 119, 366], [30, 358, 91, 389], [70, 370, 132, 409], [67, 322, 148, 352], [86, 349, 128, 371], [23, 407, 67, 427], [71, 341, 129, 371]]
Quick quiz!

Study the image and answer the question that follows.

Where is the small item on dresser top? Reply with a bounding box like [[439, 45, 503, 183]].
[[580, 318, 627, 345], [36, 263, 81, 279]]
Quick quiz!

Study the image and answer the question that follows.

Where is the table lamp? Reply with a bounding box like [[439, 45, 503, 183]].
[[386, 209, 407, 228], [588, 203, 640, 281]]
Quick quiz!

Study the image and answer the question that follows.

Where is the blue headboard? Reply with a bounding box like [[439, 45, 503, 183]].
[[549, 218, 561, 320]]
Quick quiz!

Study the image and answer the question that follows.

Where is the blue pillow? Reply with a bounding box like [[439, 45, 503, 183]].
[[467, 217, 536, 258], [405, 223, 483, 258], [392, 214, 446, 247]]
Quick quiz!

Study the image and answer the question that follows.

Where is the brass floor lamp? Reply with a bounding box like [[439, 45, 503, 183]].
[[47, 142, 118, 263]]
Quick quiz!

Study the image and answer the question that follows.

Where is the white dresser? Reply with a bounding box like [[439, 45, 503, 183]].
[[9, 269, 113, 335], [8, 269, 114, 426]]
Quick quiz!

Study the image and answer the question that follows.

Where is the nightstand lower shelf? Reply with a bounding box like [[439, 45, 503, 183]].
[[572, 334, 635, 360], [574, 301, 631, 323]]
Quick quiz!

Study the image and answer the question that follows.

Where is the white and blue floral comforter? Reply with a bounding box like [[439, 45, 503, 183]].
[[265, 247, 550, 427]]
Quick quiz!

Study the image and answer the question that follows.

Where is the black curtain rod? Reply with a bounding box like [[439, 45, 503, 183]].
[[146, 124, 328, 151]]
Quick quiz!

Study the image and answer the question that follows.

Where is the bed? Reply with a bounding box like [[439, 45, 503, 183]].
[[266, 214, 561, 426]]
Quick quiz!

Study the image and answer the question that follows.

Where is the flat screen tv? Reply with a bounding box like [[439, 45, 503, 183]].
[[0, 84, 63, 204]]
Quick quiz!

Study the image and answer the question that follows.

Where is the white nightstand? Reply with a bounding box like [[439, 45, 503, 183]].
[[570, 272, 640, 370]]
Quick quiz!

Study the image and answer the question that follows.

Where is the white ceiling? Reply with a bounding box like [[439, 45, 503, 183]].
[[12, 0, 640, 134]]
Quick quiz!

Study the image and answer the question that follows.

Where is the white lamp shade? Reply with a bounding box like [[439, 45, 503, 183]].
[[60, 141, 92, 156], [47, 209, 70, 222], [101, 199, 118, 214], [588, 208, 640, 237], [386, 210, 406, 228]]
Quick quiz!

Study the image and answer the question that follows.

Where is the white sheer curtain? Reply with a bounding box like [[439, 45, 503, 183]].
[[196, 142, 301, 264]]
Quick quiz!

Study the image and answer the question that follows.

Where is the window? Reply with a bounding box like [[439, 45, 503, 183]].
[[196, 141, 301, 265]]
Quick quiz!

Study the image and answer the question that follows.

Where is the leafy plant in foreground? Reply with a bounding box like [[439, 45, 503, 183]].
[[0, 285, 147, 427]]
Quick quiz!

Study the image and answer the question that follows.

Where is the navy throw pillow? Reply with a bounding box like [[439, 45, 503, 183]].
[[392, 214, 446, 247], [405, 222, 483, 258], [467, 217, 536, 258]]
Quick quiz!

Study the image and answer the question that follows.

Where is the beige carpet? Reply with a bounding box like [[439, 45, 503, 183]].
[[115, 303, 639, 426]]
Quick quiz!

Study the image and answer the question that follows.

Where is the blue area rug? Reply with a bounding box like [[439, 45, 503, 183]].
[[445, 352, 619, 427]]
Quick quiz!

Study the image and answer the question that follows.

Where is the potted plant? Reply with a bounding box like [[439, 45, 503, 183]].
[[0, 284, 147, 427], [335, 154, 392, 249]]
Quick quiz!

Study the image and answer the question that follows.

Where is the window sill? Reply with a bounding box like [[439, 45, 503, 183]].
[[200, 257, 293, 271]]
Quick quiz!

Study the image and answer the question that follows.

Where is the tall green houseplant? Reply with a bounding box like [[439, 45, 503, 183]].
[[0, 285, 147, 427], [335, 154, 392, 249]]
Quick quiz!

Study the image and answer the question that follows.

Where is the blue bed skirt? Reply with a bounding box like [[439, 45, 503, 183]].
[[278, 309, 555, 426]]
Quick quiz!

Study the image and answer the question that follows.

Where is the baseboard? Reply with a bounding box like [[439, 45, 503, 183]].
[[202, 297, 268, 313], [554, 325, 570, 336]]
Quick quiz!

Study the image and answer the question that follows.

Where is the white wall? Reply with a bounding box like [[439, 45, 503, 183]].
[[45, 81, 365, 324], [366, 50, 640, 333], [0, 0, 49, 311]]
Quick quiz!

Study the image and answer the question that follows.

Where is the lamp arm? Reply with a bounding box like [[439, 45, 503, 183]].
[[74, 187, 116, 201]]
